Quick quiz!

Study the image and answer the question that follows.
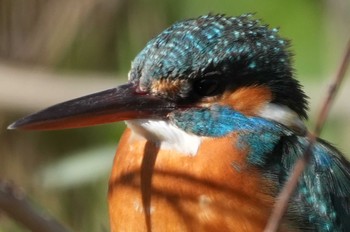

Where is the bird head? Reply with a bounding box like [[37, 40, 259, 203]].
[[9, 14, 308, 143]]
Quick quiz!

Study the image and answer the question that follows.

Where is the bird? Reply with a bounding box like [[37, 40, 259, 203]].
[[8, 14, 350, 232]]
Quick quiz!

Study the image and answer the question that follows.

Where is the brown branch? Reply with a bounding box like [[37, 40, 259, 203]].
[[0, 180, 71, 232], [264, 38, 350, 232]]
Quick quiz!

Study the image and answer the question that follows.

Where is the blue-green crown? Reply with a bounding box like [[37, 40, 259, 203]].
[[129, 14, 308, 118]]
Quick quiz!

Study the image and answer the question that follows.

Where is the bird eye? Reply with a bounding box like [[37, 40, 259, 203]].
[[193, 78, 223, 96]]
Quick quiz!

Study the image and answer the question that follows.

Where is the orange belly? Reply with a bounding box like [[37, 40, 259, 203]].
[[108, 128, 293, 232]]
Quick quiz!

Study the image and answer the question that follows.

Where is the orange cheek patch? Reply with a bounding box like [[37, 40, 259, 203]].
[[219, 86, 272, 116]]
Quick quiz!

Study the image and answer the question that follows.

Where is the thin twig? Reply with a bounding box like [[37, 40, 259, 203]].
[[264, 38, 350, 232], [0, 180, 71, 232]]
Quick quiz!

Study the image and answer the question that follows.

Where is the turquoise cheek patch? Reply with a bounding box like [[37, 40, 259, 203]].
[[170, 105, 287, 166]]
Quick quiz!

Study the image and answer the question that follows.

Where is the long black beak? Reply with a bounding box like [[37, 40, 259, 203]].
[[8, 82, 175, 130]]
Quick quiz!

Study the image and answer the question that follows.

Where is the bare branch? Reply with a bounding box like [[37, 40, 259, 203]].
[[264, 38, 350, 232], [0, 180, 71, 232]]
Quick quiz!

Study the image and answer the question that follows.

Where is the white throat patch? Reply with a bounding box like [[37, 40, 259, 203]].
[[125, 120, 202, 156]]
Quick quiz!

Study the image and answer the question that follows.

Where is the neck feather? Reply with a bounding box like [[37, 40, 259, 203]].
[[126, 119, 202, 156]]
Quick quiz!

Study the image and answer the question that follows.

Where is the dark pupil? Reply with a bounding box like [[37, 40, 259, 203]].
[[194, 78, 221, 96]]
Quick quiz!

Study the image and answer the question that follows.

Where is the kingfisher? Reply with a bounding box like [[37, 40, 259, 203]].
[[8, 14, 350, 232]]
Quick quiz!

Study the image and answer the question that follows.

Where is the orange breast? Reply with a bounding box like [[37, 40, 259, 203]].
[[108, 128, 295, 232]]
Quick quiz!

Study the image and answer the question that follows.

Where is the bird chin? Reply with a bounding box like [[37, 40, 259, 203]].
[[125, 119, 202, 156]]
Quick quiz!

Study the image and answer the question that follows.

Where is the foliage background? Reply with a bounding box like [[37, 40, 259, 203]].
[[0, 0, 349, 231]]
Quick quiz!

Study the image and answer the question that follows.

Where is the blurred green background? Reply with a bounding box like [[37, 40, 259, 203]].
[[0, 0, 349, 231]]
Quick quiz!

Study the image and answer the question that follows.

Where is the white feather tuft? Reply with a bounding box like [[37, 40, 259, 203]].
[[258, 103, 307, 135], [126, 119, 202, 156]]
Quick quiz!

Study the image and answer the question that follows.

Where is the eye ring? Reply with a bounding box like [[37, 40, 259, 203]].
[[193, 78, 224, 97]]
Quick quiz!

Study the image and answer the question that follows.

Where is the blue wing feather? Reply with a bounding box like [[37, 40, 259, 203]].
[[281, 136, 350, 231]]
